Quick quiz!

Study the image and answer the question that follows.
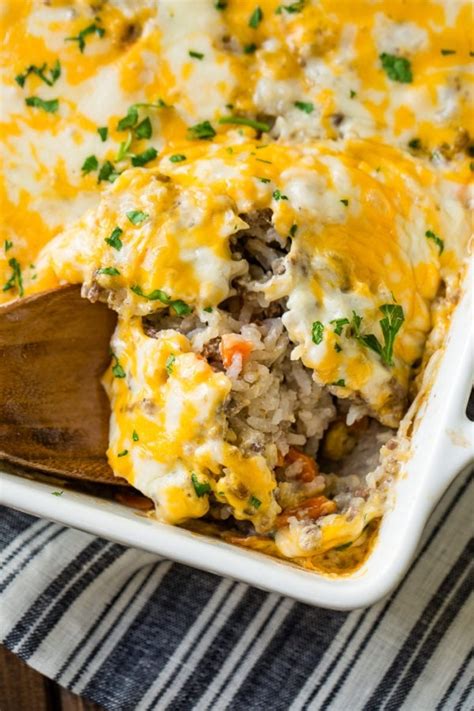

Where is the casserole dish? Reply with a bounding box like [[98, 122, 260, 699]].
[[1, 262, 472, 610]]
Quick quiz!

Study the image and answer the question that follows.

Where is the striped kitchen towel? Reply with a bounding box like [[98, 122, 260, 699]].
[[0, 468, 472, 711]]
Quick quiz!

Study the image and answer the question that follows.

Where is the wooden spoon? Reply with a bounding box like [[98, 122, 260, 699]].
[[0, 285, 128, 485]]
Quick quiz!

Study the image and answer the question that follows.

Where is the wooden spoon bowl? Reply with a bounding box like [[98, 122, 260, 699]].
[[0, 286, 128, 485]]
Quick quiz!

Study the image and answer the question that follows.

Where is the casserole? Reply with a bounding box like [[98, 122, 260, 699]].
[[0, 0, 473, 606], [1, 264, 472, 609]]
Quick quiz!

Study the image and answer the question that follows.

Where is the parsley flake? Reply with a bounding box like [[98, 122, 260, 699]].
[[244, 43, 257, 54], [257, 176, 271, 183], [441, 49, 456, 55], [131, 147, 157, 166], [294, 100, 314, 114], [191, 472, 211, 497], [25, 96, 59, 113], [249, 6, 263, 28], [81, 155, 99, 174], [289, 224, 298, 237], [276, 1, 305, 13], [249, 495, 262, 509], [112, 356, 126, 378], [98, 267, 121, 276], [425, 229, 444, 255], [215, 0, 227, 8], [97, 126, 108, 142], [331, 379, 346, 387], [189, 50, 204, 60], [127, 210, 148, 225], [16, 59, 61, 88], [219, 115, 270, 132], [311, 321, 324, 345], [165, 354, 176, 374], [340, 199, 349, 206], [131, 285, 192, 315], [66, 22, 105, 53], [380, 53, 413, 83], [272, 189, 288, 201], [2, 258, 23, 297], [330, 318, 349, 336], [187, 120, 216, 140], [51, 490, 63, 497], [98, 160, 120, 183], [4, 240, 13, 252], [169, 154, 187, 162], [135, 116, 152, 139], [408, 137, 421, 150], [105, 226, 123, 250], [132, 430, 139, 442], [117, 449, 129, 457]]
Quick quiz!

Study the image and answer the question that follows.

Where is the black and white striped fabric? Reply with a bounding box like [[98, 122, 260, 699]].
[[1, 468, 472, 711]]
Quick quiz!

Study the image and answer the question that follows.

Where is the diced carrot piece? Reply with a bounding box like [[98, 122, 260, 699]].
[[276, 496, 337, 529], [285, 447, 319, 482], [220, 334, 254, 368]]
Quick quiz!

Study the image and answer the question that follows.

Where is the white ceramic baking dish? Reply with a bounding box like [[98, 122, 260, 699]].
[[1, 264, 473, 610]]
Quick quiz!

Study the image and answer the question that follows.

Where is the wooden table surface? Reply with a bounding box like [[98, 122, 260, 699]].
[[0, 645, 103, 711]]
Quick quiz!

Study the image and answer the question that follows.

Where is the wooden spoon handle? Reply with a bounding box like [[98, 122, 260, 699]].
[[0, 286, 127, 486]]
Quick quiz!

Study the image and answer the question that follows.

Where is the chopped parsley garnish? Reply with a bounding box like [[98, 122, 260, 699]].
[[350, 89, 357, 98], [116, 132, 133, 161], [169, 154, 187, 162], [135, 117, 152, 140], [334, 343, 342, 353], [340, 199, 349, 206], [272, 189, 288, 201], [331, 379, 346, 387], [131, 147, 158, 166], [408, 137, 421, 150], [117, 449, 129, 457], [189, 50, 204, 60], [257, 176, 271, 183], [218, 116, 270, 132], [66, 22, 105, 53], [132, 430, 139, 442], [215, 0, 227, 8], [249, 495, 262, 509], [98, 267, 121, 276], [350, 305, 405, 366], [16, 60, 61, 88], [127, 210, 148, 225], [131, 285, 192, 315], [425, 229, 444, 255], [81, 155, 99, 174], [117, 106, 139, 131], [311, 321, 324, 345], [256, 157, 272, 164], [25, 96, 59, 113], [98, 160, 120, 183], [249, 6, 263, 28], [330, 317, 350, 335], [165, 354, 176, 374], [187, 120, 216, 140], [276, 1, 305, 13], [380, 53, 413, 83], [51, 490, 63, 497], [440, 49, 456, 55], [243, 43, 257, 54], [4, 240, 13, 252], [191, 472, 211, 497], [111, 356, 126, 378], [105, 226, 123, 250], [203, 306, 213, 313], [294, 100, 314, 114], [97, 126, 108, 142], [2, 258, 23, 297], [289, 224, 298, 237]]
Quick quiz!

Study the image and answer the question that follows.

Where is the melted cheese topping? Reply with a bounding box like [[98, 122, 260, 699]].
[[1, 0, 472, 560]]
